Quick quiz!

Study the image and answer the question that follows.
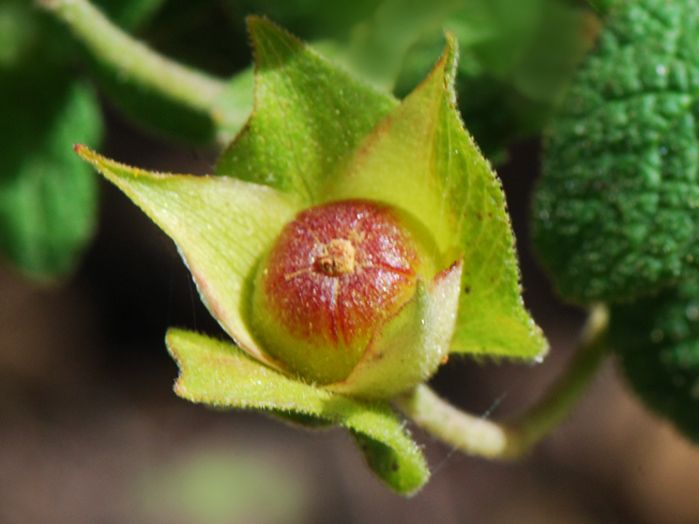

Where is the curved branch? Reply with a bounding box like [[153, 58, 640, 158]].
[[39, 0, 226, 114], [395, 304, 610, 460]]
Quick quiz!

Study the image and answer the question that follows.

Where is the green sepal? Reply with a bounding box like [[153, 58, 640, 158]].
[[215, 16, 397, 202], [75, 146, 302, 369], [329, 261, 462, 399], [610, 278, 699, 443], [532, 0, 699, 303], [326, 36, 547, 361], [166, 328, 430, 495]]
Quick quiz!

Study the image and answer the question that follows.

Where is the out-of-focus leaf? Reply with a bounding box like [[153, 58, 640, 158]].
[[1, 0, 75, 69], [610, 279, 699, 443], [0, 0, 39, 69], [226, 0, 377, 39], [0, 68, 102, 279], [166, 328, 429, 495], [587, 0, 616, 15], [394, 0, 591, 158], [344, 0, 461, 90], [95, 0, 165, 30]]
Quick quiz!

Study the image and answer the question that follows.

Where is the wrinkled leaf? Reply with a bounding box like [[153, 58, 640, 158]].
[[0, 68, 101, 279], [75, 147, 301, 368], [215, 17, 397, 202], [326, 37, 547, 360], [166, 328, 429, 495], [610, 279, 699, 443], [532, 0, 699, 303]]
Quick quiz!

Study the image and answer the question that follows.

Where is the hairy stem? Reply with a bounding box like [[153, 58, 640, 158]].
[[39, 0, 227, 114], [395, 304, 610, 460]]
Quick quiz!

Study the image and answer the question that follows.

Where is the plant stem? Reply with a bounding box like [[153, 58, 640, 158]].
[[395, 304, 610, 460], [39, 0, 227, 115]]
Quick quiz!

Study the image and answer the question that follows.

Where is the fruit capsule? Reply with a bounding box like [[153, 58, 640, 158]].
[[251, 199, 432, 384]]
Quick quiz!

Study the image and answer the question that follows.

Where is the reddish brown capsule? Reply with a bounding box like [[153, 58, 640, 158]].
[[251, 199, 428, 384]]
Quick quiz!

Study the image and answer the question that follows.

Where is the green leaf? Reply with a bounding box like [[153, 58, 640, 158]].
[[75, 147, 302, 368], [610, 279, 699, 443], [0, 68, 101, 279], [215, 16, 398, 202], [532, 0, 699, 303], [166, 328, 429, 495], [325, 37, 547, 361]]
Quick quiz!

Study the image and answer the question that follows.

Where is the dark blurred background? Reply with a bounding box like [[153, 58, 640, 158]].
[[2, 1, 699, 523]]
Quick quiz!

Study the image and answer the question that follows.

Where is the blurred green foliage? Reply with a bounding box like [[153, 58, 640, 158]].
[[93, 0, 591, 152], [95, 0, 165, 30], [391, 0, 590, 157], [0, 68, 101, 278], [4, 0, 592, 280], [0, 0, 101, 280]]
